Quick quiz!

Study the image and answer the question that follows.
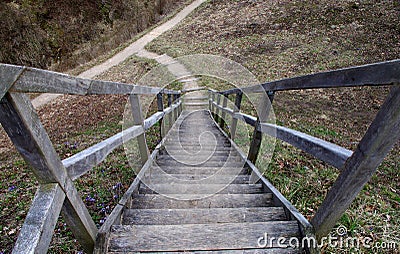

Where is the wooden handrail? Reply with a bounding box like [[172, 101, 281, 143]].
[[220, 59, 400, 95], [0, 63, 183, 253], [0, 64, 179, 100], [207, 60, 400, 241]]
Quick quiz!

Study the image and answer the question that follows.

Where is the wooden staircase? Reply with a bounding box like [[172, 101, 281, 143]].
[[105, 110, 304, 253]]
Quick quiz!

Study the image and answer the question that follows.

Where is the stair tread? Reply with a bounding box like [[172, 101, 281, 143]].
[[131, 193, 273, 209], [108, 249, 303, 254], [139, 174, 251, 184], [108, 221, 300, 252], [123, 207, 287, 225], [139, 183, 263, 194], [146, 166, 247, 175]]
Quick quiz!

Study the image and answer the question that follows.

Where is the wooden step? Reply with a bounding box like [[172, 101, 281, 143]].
[[155, 160, 244, 167], [139, 174, 251, 184], [161, 146, 234, 151], [139, 183, 263, 194], [160, 149, 239, 156], [123, 207, 287, 225], [156, 154, 241, 161], [107, 248, 303, 254], [184, 102, 209, 106], [108, 221, 300, 252], [147, 166, 248, 175], [131, 193, 273, 209]]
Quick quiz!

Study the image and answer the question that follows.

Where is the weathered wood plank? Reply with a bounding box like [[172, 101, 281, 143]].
[[214, 93, 222, 123], [248, 93, 274, 164], [143, 111, 164, 130], [108, 221, 299, 252], [61, 180, 98, 253], [222, 59, 400, 94], [147, 166, 248, 175], [184, 102, 210, 106], [0, 93, 68, 184], [0, 64, 25, 101], [167, 94, 173, 131], [123, 207, 287, 225], [155, 160, 243, 168], [260, 123, 352, 170], [12, 184, 64, 254], [108, 248, 303, 254], [312, 85, 400, 240], [139, 183, 263, 194], [63, 125, 143, 180], [130, 94, 150, 165], [131, 193, 273, 209], [234, 112, 257, 127], [0, 93, 97, 253], [212, 101, 234, 116], [219, 95, 229, 128], [181, 86, 206, 93], [139, 174, 250, 184], [230, 92, 243, 140], [2, 64, 180, 95]]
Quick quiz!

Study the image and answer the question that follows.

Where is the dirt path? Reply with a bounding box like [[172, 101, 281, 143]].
[[32, 0, 206, 109]]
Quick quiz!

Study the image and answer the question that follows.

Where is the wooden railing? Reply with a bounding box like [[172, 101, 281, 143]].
[[208, 59, 400, 241], [0, 64, 183, 253], [1, 59, 399, 253]]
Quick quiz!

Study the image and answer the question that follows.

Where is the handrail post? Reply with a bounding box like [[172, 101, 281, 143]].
[[157, 92, 165, 138], [0, 93, 97, 253], [130, 94, 150, 165], [220, 94, 228, 129], [167, 94, 173, 132], [230, 92, 243, 140], [210, 91, 216, 115], [312, 85, 400, 240], [178, 93, 183, 116], [215, 93, 222, 124], [247, 91, 275, 164], [173, 94, 179, 121], [208, 90, 213, 112]]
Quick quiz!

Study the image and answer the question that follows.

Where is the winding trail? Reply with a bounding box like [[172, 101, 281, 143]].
[[32, 0, 206, 109]]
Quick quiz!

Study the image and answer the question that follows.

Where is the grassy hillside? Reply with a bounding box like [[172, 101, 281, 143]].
[[0, 0, 184, 71]]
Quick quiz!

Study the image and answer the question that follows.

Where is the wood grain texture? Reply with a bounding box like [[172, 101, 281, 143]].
[[130, 94, 150, 165], [108, 249, 303, 254], [131, 193, 273, 209], [108, 221, 299, 252], [139, 183, 263, 194], [12, 184, 64, 254], [312, 85, 400, 240], [63, 125, 143, 180], [260, 123, 352, 170], [0, 93, 97, 253], [3, 64, 180, 95], [139, 174, 251, 184], [222, 59, 400, 94], [230, 92, 243, 140], [123, 207, 287, 225], [0, 64, 25, 101], [147, 166, 247, 175]]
